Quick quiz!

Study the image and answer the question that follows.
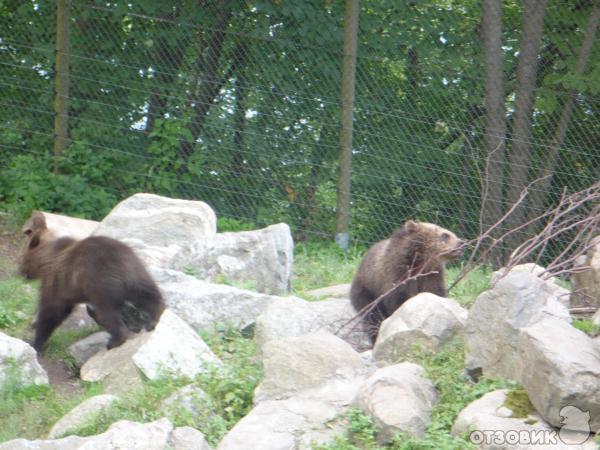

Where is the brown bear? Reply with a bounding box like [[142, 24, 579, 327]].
[[19, 213, 165, 352], [350, 220, 465, 343]]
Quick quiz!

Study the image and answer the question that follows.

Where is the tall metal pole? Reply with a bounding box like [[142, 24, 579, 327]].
[[335, 0, 359, 250]]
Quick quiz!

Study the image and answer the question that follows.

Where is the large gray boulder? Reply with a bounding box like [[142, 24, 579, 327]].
[[172, 223, 294, 295], [353, 362, 437, 443], [465, 269, 571, 378], [48, 394, 120, 438], [517, 317, 600, 433], [94, 193, 217, 267], [152, 268, 286, 333], [255, 296, 371, 354], [452, 389, 597, 449], [254, 331, 367, 403], [219, 332, 370, 449], [0, 418, 211, 450], [572, 236, 600, 308], [80, 310, 221, 394], [373, 293, 467, 364], [0, 332, 48, 385]]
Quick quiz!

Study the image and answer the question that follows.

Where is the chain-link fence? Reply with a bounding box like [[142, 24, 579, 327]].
[[1, 1, 598, 263]]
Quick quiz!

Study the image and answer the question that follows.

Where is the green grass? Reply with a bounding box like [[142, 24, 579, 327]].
[[0, 363, 103, 443], [446, 265, 491, 308], [572, 318, 600, 336], [0, 277, 38, 338], [292, 241, 364, 298]]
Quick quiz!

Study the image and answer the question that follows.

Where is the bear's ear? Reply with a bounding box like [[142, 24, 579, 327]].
[[28, 232, 41, 250], [404, 220, 418, 233], [22, 211, 47, 236]]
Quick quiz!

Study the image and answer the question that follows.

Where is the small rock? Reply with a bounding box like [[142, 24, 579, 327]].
[[68, 331, 110, 367], [0, 332, 48, 385]]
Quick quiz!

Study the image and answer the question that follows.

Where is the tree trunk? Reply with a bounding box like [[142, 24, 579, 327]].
[[335, 0, 359, 250], [481, 0, 507, 266], [524, 2, 600, 235], [179, 1, 232, 165], [53, 0, 70, 173], [146, 37, 186, 134], [231, 50, 248, 178], [504, 0, 548, 255]]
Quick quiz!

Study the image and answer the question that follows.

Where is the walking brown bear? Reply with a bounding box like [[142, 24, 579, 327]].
[[350, 220, 465, 343], [19, 212, 165, 352]]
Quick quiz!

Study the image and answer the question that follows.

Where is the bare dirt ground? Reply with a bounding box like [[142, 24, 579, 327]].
[[1, 213, 82, 396]]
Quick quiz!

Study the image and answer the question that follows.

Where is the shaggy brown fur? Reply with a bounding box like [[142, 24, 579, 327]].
[[350, 220, 464, 343], [19, 214, 165, 352]]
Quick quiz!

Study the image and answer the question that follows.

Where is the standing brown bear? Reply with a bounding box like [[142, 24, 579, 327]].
[[19, 212, 166, 352], [350, 220, 464, 343]]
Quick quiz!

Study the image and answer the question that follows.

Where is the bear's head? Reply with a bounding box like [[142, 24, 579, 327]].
[[18, 212, 54, 280], [404, 220, 465, 262]]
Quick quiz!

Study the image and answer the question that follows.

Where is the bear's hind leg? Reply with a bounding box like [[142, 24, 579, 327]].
[[91, 305, 129, 349]]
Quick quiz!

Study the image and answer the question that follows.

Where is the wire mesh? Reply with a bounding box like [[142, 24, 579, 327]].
[[1, 0, 598, 265]]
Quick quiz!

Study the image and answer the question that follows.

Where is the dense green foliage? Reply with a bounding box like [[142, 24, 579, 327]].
[[1, 1, 598, 248]]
